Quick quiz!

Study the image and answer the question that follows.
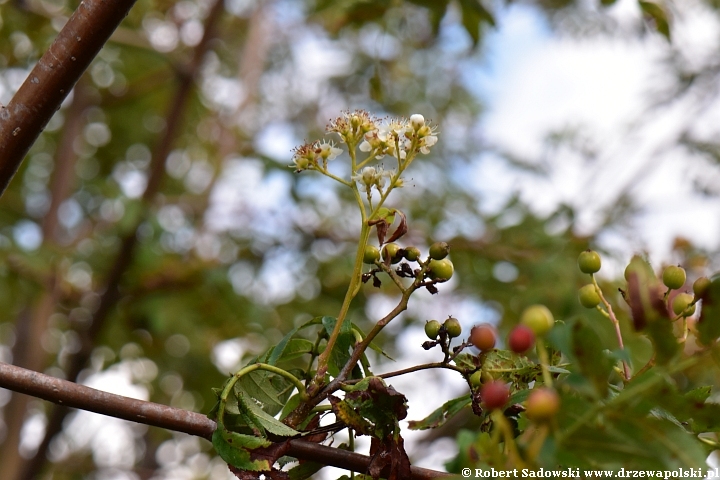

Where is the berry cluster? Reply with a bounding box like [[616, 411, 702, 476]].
[[362, 241, 454, 292]]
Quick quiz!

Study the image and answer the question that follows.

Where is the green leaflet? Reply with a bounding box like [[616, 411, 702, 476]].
[[237, 390, 300, 438], [454, 350, 544, 387], [235, 368, 296, 417], [570, 317, 614, 397], [407, 394, 471, 430], [212, 426, 272, 472], [322, 316, 363, 379], [697, 275, 720, 346]]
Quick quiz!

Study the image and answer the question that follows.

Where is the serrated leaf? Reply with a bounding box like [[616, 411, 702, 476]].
[[212, 428, 271, 472], [479, 349, 542, 387], [684, 386, 712, 404], [329, 396, 373, 435], [236, 369, 296, 417], [237, 390, 299, 438], [344, 377, 408, 438], [407, 394, 471, 430]]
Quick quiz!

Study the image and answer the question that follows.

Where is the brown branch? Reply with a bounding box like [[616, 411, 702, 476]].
[[0, 0, 138, 196], [0, 362, 451, 479], [13, 2, 227, 478]]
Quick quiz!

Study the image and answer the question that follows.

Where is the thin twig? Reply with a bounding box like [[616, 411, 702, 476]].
[[0, 362, 451, 479]]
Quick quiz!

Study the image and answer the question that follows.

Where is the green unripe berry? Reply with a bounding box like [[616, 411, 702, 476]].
[[382, 243, 402, 264], [525, 388, 560, 422], [403, 246, 421, 262], [578, 250, 602, 274], [662, 265, 686, 290], [469, 370, 483, 388], [672, 293, 695, 317], [520, 305, 554, 336], [428, 258, 454, 281], [578, 284, 601, 309], [424, 320, 442, 339], [363, 245, 380, 264], [429, 241, 450, 260], [693, 276, 711, 297], [444, 317, 462, 338]]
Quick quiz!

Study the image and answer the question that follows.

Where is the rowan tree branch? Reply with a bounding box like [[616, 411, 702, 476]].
[[0, 0, 138, 195], [0, 362, 451, 479]]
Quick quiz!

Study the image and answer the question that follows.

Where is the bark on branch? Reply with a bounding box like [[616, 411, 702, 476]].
[[0, 362, 451, 479], [0, 0, 138, 195]]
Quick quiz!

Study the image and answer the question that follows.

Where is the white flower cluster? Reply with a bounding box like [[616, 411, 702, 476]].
[[290, 111, 439, 199], [359, 113, 438, 160], [351, 165, 394, 193], [291, 140, 343, 173]]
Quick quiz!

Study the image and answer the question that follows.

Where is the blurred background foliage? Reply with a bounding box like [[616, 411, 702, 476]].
[[0, 0, 719, 478]]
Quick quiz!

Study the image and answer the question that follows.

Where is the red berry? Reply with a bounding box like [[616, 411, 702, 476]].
[[508, 325, 535, 354], [470, 324, 497, 351], [480, 381, 509, 410]]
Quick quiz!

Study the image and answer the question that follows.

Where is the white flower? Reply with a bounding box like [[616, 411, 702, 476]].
[[359, 140, 372, 152], [410, 114, 425, 131], [316, 140, 342, 161], [361, 166, 377, 185]]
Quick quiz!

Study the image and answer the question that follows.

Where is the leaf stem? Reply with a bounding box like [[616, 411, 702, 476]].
[[218, 363, 308, 423], [592, 274, 631, 380], [536, 338, 554, 388]]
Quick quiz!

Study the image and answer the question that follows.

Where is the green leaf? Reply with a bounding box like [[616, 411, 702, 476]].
[[407, 394, 471, 430], [458, 0, 495, 46], [323, 316, 362, 379], [278, 338, 315, 363], [406, 0, 451, 35], [353, 323, 394, 361], [279, 393, 304, 421], [697, 275, 720, 345], [684, 386, 712, 404], [236, 368, 297, 417], [237, 390, 300, 438], [477, 349, 542, 387], [570, 317, 614, 396], [267, 325, 302, 366], [639, 0, 671, 40], [212, 427, 271, 471], [343, 377, 408, 438], [287, 460, 325, 480], [645, 316, 679, 364]]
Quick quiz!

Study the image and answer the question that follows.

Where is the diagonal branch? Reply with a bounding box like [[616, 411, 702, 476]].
[[0, 362, 451, 479], [0, 0, 138, 195]]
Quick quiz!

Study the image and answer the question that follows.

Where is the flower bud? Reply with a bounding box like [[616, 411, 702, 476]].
[[410, 114, 425, 130]]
